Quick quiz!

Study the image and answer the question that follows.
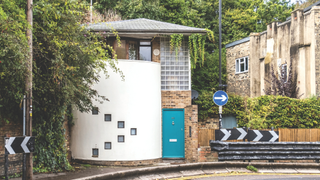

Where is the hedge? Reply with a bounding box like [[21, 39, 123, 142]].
[[194, 91, 320, 129]]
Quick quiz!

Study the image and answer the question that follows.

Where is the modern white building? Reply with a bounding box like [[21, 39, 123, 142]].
[[71, 18, 205, 165]]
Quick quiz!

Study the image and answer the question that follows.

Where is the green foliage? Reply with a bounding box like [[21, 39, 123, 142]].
[[195, 92, 320, 129], [191, 48, 226, 93], [170, 34, 183, 58], [0, 0, 29, 124], [30, 0, 120, 172], [246, 165, 258, 172]]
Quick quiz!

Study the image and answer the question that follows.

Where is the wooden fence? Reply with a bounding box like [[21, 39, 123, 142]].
[[198, 128, 320, 146]]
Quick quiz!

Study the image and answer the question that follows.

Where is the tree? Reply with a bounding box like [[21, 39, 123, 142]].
[[0, 0, 29, 124]]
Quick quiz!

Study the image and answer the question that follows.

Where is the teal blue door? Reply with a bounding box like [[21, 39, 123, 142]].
[[162, 109, 185, 158]]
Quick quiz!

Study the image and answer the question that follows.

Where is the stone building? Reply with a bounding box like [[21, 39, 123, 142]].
[[71, 18, 204, 165], [226, 3, 320, 98]]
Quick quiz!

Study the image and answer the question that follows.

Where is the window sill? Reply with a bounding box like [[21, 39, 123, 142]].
[[235, 71, 249, 75], [92, 155, 98, 158]]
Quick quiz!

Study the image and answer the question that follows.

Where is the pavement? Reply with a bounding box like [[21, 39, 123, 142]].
[[8, 161, 320, 180]]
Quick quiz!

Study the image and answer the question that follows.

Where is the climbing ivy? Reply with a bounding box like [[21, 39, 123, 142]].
[[170, 29, 214, 69], [195, 91, 320, 129]]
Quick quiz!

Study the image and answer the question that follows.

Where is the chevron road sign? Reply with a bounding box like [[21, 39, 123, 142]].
[[4, 136, 35, 154], [247, 130, 279, 142], [215, 128, 248, 141]]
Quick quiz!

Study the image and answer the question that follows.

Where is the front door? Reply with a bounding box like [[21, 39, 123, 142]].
[[162, 109, 184, 158]]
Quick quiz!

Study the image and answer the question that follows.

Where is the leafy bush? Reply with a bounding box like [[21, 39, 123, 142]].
[[194, 91, 320, 129], [246, 165, 258, 172]]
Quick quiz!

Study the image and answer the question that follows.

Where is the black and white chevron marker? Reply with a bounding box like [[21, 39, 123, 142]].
[[215, 128, 248, 141], [4, 136, 35, 154], [247, 130, 279, 142]]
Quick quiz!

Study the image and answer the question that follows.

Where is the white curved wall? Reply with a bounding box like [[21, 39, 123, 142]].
[[71, 60, 161, 161]]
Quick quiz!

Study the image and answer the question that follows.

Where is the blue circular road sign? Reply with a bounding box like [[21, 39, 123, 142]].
[[213, 90, 228, 106]]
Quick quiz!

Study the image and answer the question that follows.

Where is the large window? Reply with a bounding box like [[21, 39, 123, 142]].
[[111, 38, 151, 61], [160, 37, 190, 90], [235, 57, 249, 73]]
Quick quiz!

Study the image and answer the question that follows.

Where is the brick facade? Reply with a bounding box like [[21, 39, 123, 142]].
[[184, 105, 198, 163], [161, 91, 191, 109], [226, 42, 250, 97], [198, 117, 219, 129], [0, 121, 23, 176], [198, 146, 218, 162]]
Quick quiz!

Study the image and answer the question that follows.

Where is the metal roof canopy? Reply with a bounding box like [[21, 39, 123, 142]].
[[86, 18, 206, 38]]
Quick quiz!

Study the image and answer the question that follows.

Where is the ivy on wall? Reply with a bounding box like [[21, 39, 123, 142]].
[[195, 91, 320, 129], [170, 29, 214, 69]]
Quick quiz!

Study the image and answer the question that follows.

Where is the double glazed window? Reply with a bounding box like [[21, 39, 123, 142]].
[[235, 57, 249, 73], [112, 38, 151, 61]]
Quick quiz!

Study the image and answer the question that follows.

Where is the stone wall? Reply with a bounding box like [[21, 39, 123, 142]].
[[161, 91, 191, 109], [0, 121, 23, 176], [314, 8, 320, 96], [184, 105, 198, 163], [226, 41, 250, 97]]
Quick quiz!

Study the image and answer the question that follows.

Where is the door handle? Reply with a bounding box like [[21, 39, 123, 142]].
[[172, 121, 174, 125]]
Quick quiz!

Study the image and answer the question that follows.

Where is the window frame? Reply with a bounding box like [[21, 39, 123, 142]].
[[235, 56, 249, 74], [92, 107, 99, 115], [104, 142, 112, 150], [110, 37, 152, 61], [92, 148, 99, 157], [118, 121, 125, 128], [130, 128, 137, 135], [281, 63, 287, 82], [118, 135, 125, 143], [104, 114, 111, 122]]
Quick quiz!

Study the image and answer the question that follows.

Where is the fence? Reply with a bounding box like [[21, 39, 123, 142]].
[[199, 128, 320, 146]]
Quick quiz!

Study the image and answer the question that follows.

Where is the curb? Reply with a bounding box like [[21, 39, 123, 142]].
[[73, 162, 320, 180]]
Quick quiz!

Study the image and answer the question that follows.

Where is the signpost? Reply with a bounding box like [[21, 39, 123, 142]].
[[213, 90, 228, 129], [4, 136, 35, 180]]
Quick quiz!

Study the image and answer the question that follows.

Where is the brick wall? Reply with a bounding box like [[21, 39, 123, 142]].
[[226, 41, 251, 97], [161, 91, 191, 109], [184, 105, 198, 163], [152, 37, 160, 63], [0, 121, 23, 176], [198, 116, 219, 129], [198, 146, 218, 162]]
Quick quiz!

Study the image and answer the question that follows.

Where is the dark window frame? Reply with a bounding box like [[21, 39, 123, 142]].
[[92, 107, 99, 115], [118, 135, 125, 142], [110, 37, 152, 61], [92, 148, 99, 157], [118, 121, 125, 128], [104, 114, 111, 121], [104, 142, 112, 150], [131, 128, 137, 135]]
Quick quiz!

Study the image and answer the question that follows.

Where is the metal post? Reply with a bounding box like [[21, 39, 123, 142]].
[[26, 0, 33, 178], [4, 141, 8, 180], [22, 95, 26, 180], [218, 0, 222, 89], [219, 106, 222, 129]]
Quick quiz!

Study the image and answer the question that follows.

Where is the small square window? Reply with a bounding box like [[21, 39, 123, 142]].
[[118, 121, 125, 128], [92, 107, 99, 115], [105, 114, 111, 121], [118, 135, 125, 142], [92, 148, 98, 157], [131, 128, 137, 135], [105, 142, 111, 149]]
